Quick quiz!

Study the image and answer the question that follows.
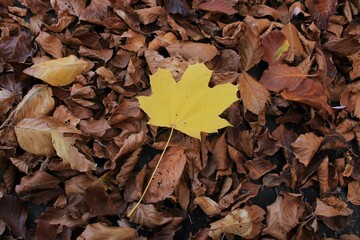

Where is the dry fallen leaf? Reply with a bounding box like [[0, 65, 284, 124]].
[[291, 132, 324, 167], [238, 71, 270, 115], [263, 192, 305, 240], [23, 55, 93, 86], [137, 63, 238, 139], [209, 205, 265, 240], [77, 222, 136, 240], [144, 147, 187, 203], [194, 196, 221, 217], [51, 130, 96, 172]]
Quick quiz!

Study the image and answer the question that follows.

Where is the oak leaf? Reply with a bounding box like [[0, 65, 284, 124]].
[[23, 55, 93, 86], [137, 63, 238, 139]]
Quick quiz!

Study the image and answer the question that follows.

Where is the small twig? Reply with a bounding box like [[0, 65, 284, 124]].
[[127, 127, 175, 217]]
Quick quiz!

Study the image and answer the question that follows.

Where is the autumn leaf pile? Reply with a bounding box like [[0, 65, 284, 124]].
[[0, 0, 360, 239]]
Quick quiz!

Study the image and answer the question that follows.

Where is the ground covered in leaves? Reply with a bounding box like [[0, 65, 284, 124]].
[[0, 0, 360, 239]]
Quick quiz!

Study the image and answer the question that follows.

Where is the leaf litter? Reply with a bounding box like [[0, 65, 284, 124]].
[[0, 0, 360, 239]]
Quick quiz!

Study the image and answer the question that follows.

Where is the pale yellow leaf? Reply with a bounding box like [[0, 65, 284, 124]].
[[8, 84, 54, 125], [14, 117, 81, 156], [51, 130, 96, 172], [23, 55, 93, 86], [137, 63, 238, 139]]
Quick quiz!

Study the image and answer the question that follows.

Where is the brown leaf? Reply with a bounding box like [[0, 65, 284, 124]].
[[323, 38, 360, 56], [0, 195, 28, 238], [209, 205, 265, 240], [238, 26, 263, 71], [237, 72, 270, 115], [51, 130, 96, 172], [0, 32, 33, 63], [263, 192, 305, 240], [79, 117, 111, 138], [79, 0, 110, 25], [65, 175, 95, 195], [348, 51, 360, 80], [245, 158, 276, 180], [77, 222, 136, 240], [15, 171, 60, 204], [305, 0, 338, 30], [18, 0, 52, 14], [78, 46, 113, 62], [347, 181, 360, 205], [281, 23, 305, 62], [134, 6, 165, 25], [144, 147, 187, 203], [120, 29, 146, 52], [53, 0, 86, 17], [35, 31, 65, 59], [194, 196, 221, 217], [291, 132, 323, 167], [197, 0, 238, 15], [0, 88, 16, 115], [3, 84, 55, 127], [84, 182, 118, 217], [128, 203, 173, 228], [259, 64, 308, 93], [281, 78, 333, 113], [315, 196, 353, 217], [261, 30, 289, 65], [166, 42, 218, 62]]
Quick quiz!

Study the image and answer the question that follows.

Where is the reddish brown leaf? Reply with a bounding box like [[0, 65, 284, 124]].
[[291, 132, 323, 167], [209, 205, 265, 239], [281, 23, 305, 62], [238, 72, 270, 115], [18, 0, 52, 14], [263, 192, 305, 240], [0, 195, 28, 238], [245, 158, 276, 180], [128, 203, 173, 228], [238, 26, 263, 71], [144, 147, 187, 203], [315, 196, 353, 217], [0, 32, 33, 63], [197, 0, 238, 15], [281, 78, 333, 113], [35, 31, 65, 59], [347, 181, 360, 205], [260, 64, 308, 93], [261, 30, 289, 65], [79, 0, 110, 25], [78, 222, 136, 240], [166, 42, 218, 62], [305, 0, 338, 30]]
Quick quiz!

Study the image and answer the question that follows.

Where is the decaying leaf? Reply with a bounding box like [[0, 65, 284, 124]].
[[209, 205, 265, 240], [263, 192, 305, 240], [291, 132, 323, 167], [194, 196, 221, 217], [137, 63, 238, 139], [23, 55, 93, 86], [128, 203, 173, 228], [261, 30, 289, 65], [51, 130, 96, 172], [144, 147, 187, 203], [347, 181, 360, 205], [315, 196, 353, 217], [238, 72, 270, 115], [77, 222, 137, 240]]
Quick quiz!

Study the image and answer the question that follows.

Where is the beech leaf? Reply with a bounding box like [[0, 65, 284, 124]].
[[77, 222, 137, 240], [23, 55, 93, 86], [51, 130, 96, 172], [137, 63, 238, 139]]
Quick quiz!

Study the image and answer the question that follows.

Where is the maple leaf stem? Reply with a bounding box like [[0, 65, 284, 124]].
[[127, 127, 175, 218]]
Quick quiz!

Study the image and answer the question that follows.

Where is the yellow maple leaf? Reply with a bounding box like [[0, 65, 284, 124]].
[[23, 55, 93, 86], [137, 63, 239, 139]]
